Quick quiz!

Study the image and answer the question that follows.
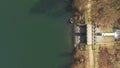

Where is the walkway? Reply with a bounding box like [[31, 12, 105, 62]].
[[86, 0, 94, 68]]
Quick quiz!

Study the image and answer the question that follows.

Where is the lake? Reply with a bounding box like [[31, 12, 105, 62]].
[[0, 0, 73, 68]]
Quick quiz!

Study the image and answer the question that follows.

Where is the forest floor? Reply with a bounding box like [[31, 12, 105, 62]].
[[70, 0, 120, 68]]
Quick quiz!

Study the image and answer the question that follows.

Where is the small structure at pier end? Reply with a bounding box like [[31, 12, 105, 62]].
[[100, 29, 120, 40], [73, 24, 87, 47]]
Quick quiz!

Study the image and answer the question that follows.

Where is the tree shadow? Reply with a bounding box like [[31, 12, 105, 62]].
[[59, 50, 74, 68], [29, 0, 73, 18], [60, 63, 72, 68], [60, 52, 73, 57]]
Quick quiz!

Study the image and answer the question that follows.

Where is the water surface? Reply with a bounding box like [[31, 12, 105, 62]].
[[0, 0, 73, 68]]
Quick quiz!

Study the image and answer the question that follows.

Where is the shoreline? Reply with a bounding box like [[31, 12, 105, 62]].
[[68, 0, 120, 68]]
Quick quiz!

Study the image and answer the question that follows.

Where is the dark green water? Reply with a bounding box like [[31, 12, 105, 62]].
[[0, 0, 73, 68]]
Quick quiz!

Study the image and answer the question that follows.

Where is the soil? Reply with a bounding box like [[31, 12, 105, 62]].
[[70, 0, 120, 68], [98, 46, 115, 68], [71, 48, 87, 68]]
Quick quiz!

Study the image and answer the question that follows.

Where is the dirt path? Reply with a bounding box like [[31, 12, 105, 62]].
[[88, 45, 94, 68], [86, 0, 94, 68]]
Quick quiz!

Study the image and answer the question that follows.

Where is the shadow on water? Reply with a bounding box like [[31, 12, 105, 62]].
[[60, 49, 75, 68], [60, 52, 73, 68], [30, 0, 73, 18], [30, 0, 74, 68], [61, 63, 72, 68], [60, 52, 73, 57]]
